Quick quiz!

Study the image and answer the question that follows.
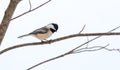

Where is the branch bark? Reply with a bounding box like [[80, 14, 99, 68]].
[[0, 0, 21, 45], [0, 32, 120, 55]]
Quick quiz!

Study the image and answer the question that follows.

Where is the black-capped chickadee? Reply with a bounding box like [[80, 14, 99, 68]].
[[18, 23, 58, 41]]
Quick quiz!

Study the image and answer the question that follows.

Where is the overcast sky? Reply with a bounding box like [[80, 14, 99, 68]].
[[0, 0, 120, 70]]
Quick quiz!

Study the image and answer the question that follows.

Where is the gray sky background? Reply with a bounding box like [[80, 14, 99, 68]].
[[0, 0, 120, 70]]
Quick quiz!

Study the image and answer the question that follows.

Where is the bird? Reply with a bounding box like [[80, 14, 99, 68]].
[[18, 23, 58, 41]]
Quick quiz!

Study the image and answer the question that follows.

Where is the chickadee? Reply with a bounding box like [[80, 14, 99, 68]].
[[18, 23, 58, 41]]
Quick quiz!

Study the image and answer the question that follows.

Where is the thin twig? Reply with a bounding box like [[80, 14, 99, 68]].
[[29, 0, 32, 10], [86, 36, 89, 47], [73, 44, 109, 53], [73, 44, 120, 53], [11, 0, 51, 20], [104, 47, 120, 52], [79, 24, 86, 33]]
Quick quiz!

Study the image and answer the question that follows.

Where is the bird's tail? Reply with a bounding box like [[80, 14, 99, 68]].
[[18, 34, 31, 38]]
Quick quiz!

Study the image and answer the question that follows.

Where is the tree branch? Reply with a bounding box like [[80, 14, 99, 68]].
[[0, 31, 120, 55], [14, 25, 120, 70], [27, 51, 72, 70], [73, 44, 110, 53], [0, 0, 51, 45], [11, 0, 52, 20], [0, 23, 120, 54], [29, 0, 32, 10], [28, 43, 119, 70], [0, 0, 21, 45], [27, 41, 120, 70], [27, 25, 120, 69], [0, 25, 119, 69]]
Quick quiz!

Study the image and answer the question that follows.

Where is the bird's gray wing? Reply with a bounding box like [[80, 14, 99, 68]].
[[30, 27, 49, 34]]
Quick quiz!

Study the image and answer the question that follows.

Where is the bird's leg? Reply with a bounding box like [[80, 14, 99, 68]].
[[41, 40, 45, 43], [41, 39, 47, 43], [48, 39, 52, 44]]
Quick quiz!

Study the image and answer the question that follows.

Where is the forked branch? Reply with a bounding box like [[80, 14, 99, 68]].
[[11, 0, 52, 20], [27, 43, 120, 70], [0, 0, 51, 45]]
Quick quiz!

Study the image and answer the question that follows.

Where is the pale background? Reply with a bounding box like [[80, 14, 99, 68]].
[[0, 0, 120, 70]]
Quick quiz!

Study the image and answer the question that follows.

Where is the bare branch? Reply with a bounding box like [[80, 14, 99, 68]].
[[27, 51, 72, 70], [0, 25, 120, 55], [1, 32, 120, 55], [11, 0, 52, 20], [27, 45, 109, 70], [29, 0, 32, 10], [0, 0, 21, 45], [68, 25, 120, 52], [74, 44, 120, 53], [0, 32, 120, 55], [27, 37, 119, 70]]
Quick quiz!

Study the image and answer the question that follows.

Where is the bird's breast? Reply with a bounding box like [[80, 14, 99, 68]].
[[35, 29, 52, 40]]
